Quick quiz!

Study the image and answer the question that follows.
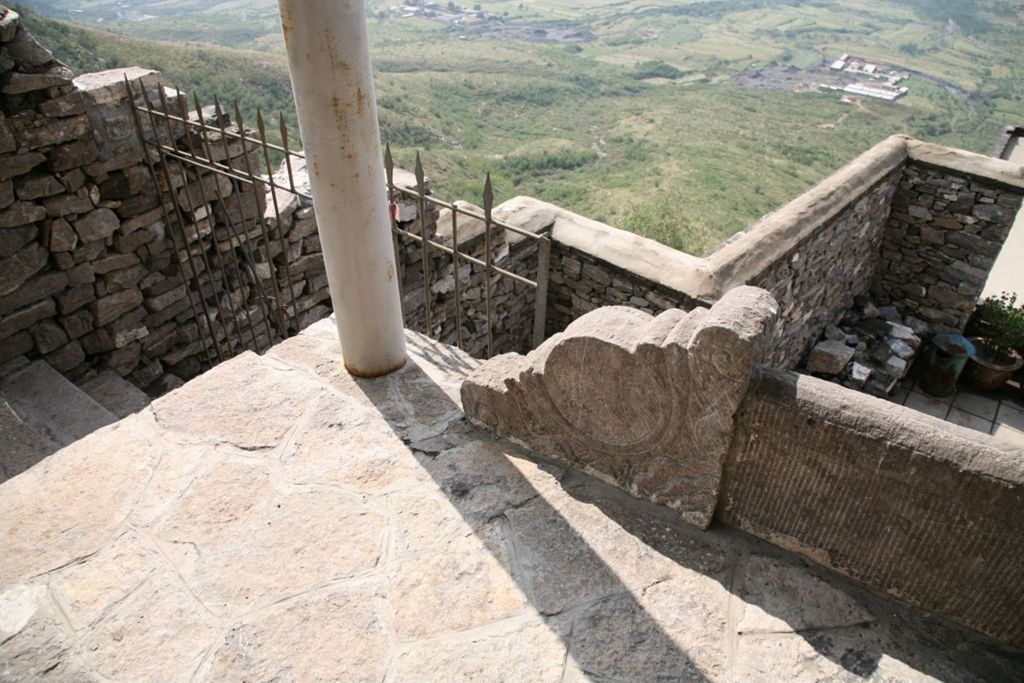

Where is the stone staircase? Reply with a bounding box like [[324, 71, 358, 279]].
[[0, 362, 150, 484]]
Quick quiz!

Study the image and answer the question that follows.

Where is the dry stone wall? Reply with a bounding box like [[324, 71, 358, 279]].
[[546, 244, 703, 336], [396, 198, 541, 357], [0, 13, 177, 387], [873, 161, 1024, 330], [0, 12, 335, 391]]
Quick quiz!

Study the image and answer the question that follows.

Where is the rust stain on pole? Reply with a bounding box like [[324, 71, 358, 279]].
[[278, 0, 407, 376], [345, 356, 407, 379], [279, 0, 294, 46]]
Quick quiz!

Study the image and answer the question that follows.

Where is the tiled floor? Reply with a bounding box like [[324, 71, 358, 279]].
[[893, 377, 1024, 446]]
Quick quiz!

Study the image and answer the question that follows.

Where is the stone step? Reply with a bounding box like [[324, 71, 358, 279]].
[[0, 396, 60, 484], [0, 361, 116, 448], [79, 372, 151, 419]]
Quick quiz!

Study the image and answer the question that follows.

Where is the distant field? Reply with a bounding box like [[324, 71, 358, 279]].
[[18, 0, 1024, 255]]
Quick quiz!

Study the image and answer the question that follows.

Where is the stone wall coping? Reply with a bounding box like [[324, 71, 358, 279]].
[[700, 135, 908, 297], [496, 134, 909, 301], [752, 366, 1024, 486], [277, 156, 426, 198], [990, 125, 1021, 160], [392, 166, 427, 193], [504, 135, 1024, 305], [73, 67, 161, 105], [906, 138, 1024, 189], [494, 195, 710, 298], [436, 200, 488, 248]]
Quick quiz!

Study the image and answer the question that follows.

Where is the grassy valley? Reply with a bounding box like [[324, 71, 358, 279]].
[[16, 0, 1024, 254]]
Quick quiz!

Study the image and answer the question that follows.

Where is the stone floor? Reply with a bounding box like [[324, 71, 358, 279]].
[[1, 319, 1022, 682], [893, 376, 1024, 446]]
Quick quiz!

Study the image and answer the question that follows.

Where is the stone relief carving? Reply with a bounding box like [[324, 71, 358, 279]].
[[461, 286, 778, 527]]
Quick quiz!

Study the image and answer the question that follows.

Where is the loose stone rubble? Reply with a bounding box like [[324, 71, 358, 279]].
[[0, 319, 1020, 681], [802, 296, 929, 396], [462, 286, 778, 527]]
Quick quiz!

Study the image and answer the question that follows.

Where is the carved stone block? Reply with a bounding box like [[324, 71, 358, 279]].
[[462, 286, 778, 527]]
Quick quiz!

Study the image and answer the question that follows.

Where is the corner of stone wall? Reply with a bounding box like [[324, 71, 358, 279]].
[[522, 136, 919, 369], [873, 141, 1024, 331]]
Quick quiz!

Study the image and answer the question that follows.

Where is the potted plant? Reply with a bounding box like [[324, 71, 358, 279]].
[[961, 292, 1024, 392]]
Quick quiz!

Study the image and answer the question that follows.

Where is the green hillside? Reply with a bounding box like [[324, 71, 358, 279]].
[[22, 8, 294, 132], [17, 1, 1024, 255]]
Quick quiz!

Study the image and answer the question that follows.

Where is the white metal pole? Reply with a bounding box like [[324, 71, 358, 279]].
[[277, 0, 406, 377]]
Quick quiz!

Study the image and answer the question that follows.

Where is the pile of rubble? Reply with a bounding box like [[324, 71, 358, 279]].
[[803, 296, 930, 396]]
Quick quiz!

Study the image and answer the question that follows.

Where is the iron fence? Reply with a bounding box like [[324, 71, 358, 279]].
[[127, 77, 550, 367]]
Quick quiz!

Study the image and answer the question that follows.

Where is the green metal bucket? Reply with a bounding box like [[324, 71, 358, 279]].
[[919, 334, 975, 397]]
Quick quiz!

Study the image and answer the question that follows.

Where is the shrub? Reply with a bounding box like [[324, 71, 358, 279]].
[[972, 292, 1024, 354], [632, 60, 684, 80]]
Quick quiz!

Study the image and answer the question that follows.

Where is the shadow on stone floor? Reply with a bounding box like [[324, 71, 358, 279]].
[[355, 350, 1024, 682], [355, 351, 710, 681], [566, 476, 1024, 682]]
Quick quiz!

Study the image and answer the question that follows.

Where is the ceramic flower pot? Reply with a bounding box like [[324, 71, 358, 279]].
[[960, 337, 1024, 393]]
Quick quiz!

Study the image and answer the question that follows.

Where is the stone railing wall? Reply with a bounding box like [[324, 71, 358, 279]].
[[464, 293, 1024, 648], [719, 366, 1024, 648], [489, 135, 1022, 369]]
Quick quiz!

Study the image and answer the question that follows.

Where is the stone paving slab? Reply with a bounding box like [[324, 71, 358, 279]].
[[1, 320, 1022, 682], [1, 361, 115, 446], [0, 397, 59, 483]]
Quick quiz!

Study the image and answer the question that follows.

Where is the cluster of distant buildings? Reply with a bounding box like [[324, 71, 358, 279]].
[[389, 0, 502, 25], [821, 54, 911, 102]]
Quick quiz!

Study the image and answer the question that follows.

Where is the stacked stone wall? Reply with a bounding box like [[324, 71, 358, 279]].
[[748, 170, 900, 367], [873, 161, 1024, 330], [0, 12, 335, 391], [546, 243, 703, 336], [0, 12, 181, 388], [397, 201, 541, 357]]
